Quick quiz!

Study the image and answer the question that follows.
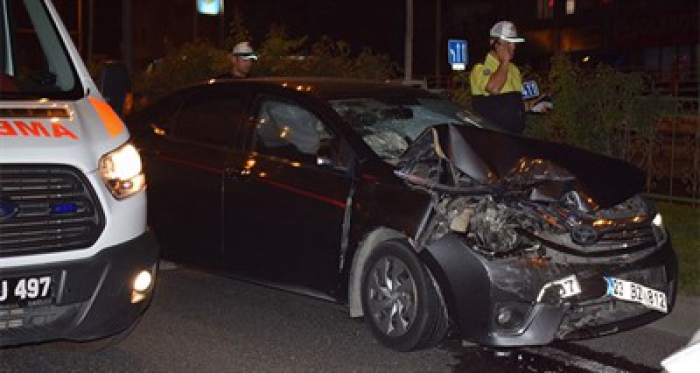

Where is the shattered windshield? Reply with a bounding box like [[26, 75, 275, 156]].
[[1, 0, 82, 99], [330, 96, 486, 163]]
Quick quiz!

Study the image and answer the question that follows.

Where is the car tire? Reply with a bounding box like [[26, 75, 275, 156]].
[[360, 239, 448, 351]]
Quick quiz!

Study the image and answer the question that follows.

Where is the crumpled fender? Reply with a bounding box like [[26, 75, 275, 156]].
[[419, 233, 565, 346], [419, 233, 492, 338]]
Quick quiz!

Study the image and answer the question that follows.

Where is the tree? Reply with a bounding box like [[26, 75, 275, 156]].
[[226, 7, 251, 50], [132, 41, 229, 104], [131, 23, 398, 106]]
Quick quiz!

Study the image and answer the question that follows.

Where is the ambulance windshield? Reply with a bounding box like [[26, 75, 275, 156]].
[[1, 0, 83, 99]]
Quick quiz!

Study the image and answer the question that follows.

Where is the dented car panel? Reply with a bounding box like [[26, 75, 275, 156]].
[[350, 173, 433, 242]]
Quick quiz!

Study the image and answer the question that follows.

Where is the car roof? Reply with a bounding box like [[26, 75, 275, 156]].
[[208, 77, 434, 101]]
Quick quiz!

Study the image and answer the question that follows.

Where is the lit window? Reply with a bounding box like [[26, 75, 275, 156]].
[[566, 0, 576, 14]]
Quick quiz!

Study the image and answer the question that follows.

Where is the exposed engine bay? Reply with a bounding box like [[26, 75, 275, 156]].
[[395, 125, 666, 262], [419, 189, 664, 262]]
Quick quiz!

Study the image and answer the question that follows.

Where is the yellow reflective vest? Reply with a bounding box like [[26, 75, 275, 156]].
[[469, 53, 523, 96]]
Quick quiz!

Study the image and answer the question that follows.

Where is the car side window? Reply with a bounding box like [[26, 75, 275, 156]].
[[253, 98, 334, 164], [169, 94, 247, 147]]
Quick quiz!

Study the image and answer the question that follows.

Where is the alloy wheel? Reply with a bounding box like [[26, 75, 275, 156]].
[[366, 255, 418, 337]]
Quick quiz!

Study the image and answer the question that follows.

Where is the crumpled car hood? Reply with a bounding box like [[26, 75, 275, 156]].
[[400, 124, 645, 208]]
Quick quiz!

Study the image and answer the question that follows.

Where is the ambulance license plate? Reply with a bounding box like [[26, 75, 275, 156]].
[[0, 275, 52, 306]]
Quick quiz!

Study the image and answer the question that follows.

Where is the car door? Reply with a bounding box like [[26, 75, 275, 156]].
[[140, 87, 250, 269], [222, 93, 355, 294]]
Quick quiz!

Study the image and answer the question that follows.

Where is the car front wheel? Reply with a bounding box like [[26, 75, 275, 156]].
[[361, 239, 448, 351]]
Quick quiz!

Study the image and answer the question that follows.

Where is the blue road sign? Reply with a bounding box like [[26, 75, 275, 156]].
[[448, 39, 468, 71], [522, 80, 540, 99]]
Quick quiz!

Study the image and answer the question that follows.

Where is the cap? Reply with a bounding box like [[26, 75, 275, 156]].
[[490, 21, 524, 43], [231, 42, 258, 60]]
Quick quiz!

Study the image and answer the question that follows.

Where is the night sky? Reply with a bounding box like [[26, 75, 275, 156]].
[[65, 0, 443, 76], [57, 0, 699, 77], [222, 0, 437, 74], [238, 1, 406, 44]]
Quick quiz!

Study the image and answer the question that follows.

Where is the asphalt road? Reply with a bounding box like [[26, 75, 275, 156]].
[[0, 265, 690, 372]]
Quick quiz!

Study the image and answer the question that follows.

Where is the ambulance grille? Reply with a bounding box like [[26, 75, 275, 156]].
[[0, 165, 105, 257]]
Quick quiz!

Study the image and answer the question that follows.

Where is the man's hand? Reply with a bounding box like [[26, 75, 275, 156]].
[[531, 100, 553, 113], [527, 95, 553, 113]]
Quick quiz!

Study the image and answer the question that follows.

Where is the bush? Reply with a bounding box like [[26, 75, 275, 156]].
[[449, 53, 669, 161], [132, 41, 230, 105], [658, 202, 700, 295], [131, 24, 398, 106], [254, 26, 397, 79], [524, 53, 670, 159], [449, 71, 472, 108]]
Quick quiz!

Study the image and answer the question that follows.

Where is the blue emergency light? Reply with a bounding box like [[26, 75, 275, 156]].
[[52, 203, 78, 214]]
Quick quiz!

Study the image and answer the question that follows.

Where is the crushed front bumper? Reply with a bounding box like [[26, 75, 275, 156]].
[[0, 231, 159, 347], [421, 233, 677, 347]]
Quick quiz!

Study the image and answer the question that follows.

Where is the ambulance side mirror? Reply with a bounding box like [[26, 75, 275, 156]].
[[97, 61, 130, 117]]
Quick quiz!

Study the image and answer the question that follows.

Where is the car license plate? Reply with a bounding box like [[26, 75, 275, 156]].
[[554, 275, 582, 298], [0, 275, 52, 306], [605, 277, 668, 313]]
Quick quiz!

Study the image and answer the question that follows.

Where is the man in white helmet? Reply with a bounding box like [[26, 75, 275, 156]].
[[219, 41, 258, 78], [469, 21, 547, 134]]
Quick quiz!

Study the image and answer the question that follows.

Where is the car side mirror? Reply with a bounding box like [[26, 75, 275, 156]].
[[317, 154, 334, 167], [316, 140, 352, 173], [316, 143, 337, 168], [97, 61, 130, 117]]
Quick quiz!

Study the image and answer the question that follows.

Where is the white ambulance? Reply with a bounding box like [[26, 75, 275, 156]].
[[1, 0, 158, 346]]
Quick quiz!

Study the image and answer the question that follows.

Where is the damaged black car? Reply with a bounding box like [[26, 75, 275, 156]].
[[127, 78, 677, 352]]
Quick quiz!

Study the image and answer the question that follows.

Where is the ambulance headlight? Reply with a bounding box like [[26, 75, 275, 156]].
[[99, 142, 146, 199]]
